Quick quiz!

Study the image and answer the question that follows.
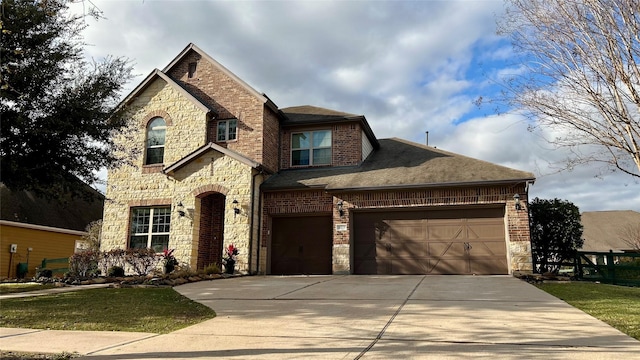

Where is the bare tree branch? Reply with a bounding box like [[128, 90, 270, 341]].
[[498, 0, 640, 178]]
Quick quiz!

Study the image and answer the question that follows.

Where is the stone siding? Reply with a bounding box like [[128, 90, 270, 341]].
[[101, 77, 257, 271]]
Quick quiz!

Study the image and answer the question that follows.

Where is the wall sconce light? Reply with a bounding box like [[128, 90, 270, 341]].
[[513, 194, 522, 211], [337, 200, 344, 217], [177, 202, 186, 217], [232, 199, 240, 216]]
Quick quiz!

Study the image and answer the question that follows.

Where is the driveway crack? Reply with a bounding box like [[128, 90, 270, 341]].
[[272, 275, 345, 299], [354, 275, 426, 359]]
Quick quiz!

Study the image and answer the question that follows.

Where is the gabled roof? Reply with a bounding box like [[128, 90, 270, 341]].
[[0, 182, 104, 232], [281, 105, 380, 149], [163, 142, 262, 176], [121, 69, 215, 115], [163, 43, 276, 112], [581, 210, 640, 251], [261, 138, 535, 191]]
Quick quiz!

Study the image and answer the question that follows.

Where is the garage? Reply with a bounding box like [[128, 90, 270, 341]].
[[270, 215, 333, 275], [353, 207, 507, 275]]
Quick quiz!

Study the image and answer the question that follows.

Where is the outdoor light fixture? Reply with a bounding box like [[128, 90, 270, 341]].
[[177, 202, 186, 217], [232, 199, 240, 216], [513, 194, 522, 211], [337, 200, 344, 217]]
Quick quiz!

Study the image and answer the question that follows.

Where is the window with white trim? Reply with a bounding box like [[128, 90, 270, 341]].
[[129, 207, 171, 253], [217, 119, 237, 142], [145, 117, 166, 165], [291, 130, 332, 166]]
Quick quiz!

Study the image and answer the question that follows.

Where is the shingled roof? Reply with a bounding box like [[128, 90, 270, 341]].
[[281, 105, 379, 149], [0, 182, 104, 232], [581, 210, 640, 251], [261, 138, 535, 191]]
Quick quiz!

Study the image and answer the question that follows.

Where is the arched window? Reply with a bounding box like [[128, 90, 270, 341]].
[[145, 117, 166, 165]]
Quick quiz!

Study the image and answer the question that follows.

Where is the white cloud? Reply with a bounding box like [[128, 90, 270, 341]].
[[71, 0, 639, 212]]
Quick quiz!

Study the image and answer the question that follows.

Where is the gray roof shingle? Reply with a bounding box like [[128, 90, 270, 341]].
[[262, 138, 535, 191]]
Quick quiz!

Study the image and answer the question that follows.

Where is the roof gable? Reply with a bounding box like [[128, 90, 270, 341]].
[[122, 69, 214, 115], [262, 138, 535, 191], [163, 142, 262, 176], [163, 43, 270, 107], [281, 105, 379, 149]]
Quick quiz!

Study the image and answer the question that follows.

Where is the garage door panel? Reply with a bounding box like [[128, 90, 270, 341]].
[[470, 258, 508, 274], [427, 224, 464, 240], [428, 242, 466, 257], [391, 258, 426, 274], [353, 207, 508, 275], [471, 241, 508, 256], [271, 216, 332, 275], [429, 259, 468, 274]]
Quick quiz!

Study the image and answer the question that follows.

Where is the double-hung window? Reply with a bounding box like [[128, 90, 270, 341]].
[[217, 119, 237, 142], [145, 117, 166, 165], [291, 130, 332, 166], [129, 207, 171, 253]]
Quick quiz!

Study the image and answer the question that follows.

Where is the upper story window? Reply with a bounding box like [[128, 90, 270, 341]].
[[145, 117, 166, 165], [217, 119, 237, 142], [188, 62, 197, 78], [129, 206, 171, 253], [291, 130, 332, 166]]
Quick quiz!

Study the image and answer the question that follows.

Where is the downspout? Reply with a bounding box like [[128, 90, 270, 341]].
[[248, 170, 261, 274]]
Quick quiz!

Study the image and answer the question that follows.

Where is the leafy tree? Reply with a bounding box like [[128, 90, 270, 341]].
[[0, 0, 133, 199], [529, 198, 584, 273], [498, 0, 640, 178]]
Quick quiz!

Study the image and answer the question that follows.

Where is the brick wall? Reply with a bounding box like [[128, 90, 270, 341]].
[[280, 121, 363, 169], [166, 50, 268, 165], [260, 184, 533, 274]]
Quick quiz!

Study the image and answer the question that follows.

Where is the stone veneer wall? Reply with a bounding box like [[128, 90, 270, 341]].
[[102, 77, 257, 271], [261, 184, 533, 274]]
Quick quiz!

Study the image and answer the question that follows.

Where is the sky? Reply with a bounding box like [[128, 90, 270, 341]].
[[70, 0, 639, 212]]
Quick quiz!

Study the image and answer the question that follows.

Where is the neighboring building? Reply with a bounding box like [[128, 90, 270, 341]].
[[101, 43, 535, 275], [581, 210, 640, 252], [0, 182, 104, 278]]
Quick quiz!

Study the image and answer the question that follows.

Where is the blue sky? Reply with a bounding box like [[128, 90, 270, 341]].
[[72, 0, 639, 212]]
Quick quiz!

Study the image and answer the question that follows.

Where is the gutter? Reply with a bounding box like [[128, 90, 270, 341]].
[[325, 178, 537, 193]]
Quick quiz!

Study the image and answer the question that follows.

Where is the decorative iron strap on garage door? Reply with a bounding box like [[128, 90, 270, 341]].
[[353, 207, 507, 275], [271, 215, 333, 275]]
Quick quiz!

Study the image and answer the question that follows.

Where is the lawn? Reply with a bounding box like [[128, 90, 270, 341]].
[[0, 287, 215, 334], [536, 282, 640, 340], [0, 283, 56, 295]]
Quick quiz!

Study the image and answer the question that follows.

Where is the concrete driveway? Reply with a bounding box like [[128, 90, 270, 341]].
[[80, 275, 638, 359]]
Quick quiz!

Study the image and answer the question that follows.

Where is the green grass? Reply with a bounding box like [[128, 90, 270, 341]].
[[0, 287, 215, 334], [0, 283, 56, 294], [536, 282, 640, 340]]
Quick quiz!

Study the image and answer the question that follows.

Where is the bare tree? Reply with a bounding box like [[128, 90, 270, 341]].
[[81, 220, 102, 252], [618, 222, 640, 250], [498, 0, 640, 178]]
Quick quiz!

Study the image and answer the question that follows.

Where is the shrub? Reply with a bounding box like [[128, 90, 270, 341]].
[[69, 251, 100, 278], [107, 266, 125, 277], [37, 268, 53, 278], [125, 248, 159, 276], [204, 263, 221, 275]]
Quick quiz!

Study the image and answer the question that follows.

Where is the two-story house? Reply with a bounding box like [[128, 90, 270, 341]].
[[101, 43, 535, 275]]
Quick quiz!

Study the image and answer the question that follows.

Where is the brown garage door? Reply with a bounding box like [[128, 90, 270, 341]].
[[271, 216, 332, 275], [353, 207, 507, 275]]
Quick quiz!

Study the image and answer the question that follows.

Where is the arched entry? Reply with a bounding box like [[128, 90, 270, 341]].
[[197, 192, 225, 269]]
